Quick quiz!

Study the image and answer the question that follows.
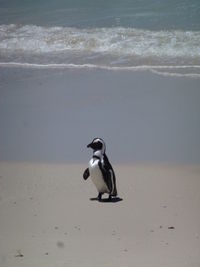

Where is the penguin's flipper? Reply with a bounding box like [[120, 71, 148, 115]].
[[98, 161, 112, 193], [103, 154, 117, 196], [83, 168, 90, 180]]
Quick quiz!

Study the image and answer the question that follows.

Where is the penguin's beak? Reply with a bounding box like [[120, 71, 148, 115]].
[[87, 143, 92, 148]]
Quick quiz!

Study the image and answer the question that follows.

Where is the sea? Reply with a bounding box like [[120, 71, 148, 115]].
[[0, 0, 200, 77]]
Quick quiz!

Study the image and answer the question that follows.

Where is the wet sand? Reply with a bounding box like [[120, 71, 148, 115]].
[[0, 67, 200, 163]]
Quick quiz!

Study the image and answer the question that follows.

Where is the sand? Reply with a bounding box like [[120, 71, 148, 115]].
[[0, 66, 200, 266], [0, 162, 200, 267]]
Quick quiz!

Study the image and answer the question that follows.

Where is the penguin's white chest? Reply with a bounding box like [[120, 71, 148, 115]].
[[89, 158, 109, 193]]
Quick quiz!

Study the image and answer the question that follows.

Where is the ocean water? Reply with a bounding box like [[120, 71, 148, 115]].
[[0, 0, 200, 76]]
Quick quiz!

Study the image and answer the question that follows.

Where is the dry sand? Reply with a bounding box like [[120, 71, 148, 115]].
[[0, 162, 200, 267]]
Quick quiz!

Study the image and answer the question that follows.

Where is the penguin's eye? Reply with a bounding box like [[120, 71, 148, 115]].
[[93, 141, 103, 150]]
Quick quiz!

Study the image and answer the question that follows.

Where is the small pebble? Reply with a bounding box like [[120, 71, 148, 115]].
[[168, 226, 175, 230], [15, 250, 24, 258]]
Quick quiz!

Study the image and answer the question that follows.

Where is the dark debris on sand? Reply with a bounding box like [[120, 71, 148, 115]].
[[15, 250, 24, 258]]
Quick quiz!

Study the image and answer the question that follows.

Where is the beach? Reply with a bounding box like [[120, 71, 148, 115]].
[[1, 1, 200, 266], [0, 66, 200, 266], [0, 162, 200, 267]]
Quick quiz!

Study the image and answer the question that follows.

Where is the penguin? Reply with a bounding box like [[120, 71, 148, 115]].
[[83, 138, 117, 201]]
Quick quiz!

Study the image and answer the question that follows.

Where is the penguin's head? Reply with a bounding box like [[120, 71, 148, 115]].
[[87, 138, 106, 154]]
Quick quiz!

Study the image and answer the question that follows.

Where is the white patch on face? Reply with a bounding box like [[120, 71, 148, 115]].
[[93, 138, 101, 143], [92, 138, 106, 153]]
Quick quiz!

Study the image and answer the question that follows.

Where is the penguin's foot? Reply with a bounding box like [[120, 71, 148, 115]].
[[98, 193, 103, 201], [108, 195, 112, 201]]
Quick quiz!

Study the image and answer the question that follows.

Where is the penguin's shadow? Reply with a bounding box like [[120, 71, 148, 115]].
[[90, 197, 123, 203]]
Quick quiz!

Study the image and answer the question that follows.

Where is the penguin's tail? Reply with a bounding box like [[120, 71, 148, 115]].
[[111, 189, 117, 197]]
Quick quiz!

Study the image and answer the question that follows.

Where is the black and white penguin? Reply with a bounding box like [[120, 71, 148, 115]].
[[83, 138, 117, 201]]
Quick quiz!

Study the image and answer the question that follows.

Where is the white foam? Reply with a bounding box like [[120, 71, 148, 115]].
[[1, 24, 200, 77], [0, 24, 200, 59]]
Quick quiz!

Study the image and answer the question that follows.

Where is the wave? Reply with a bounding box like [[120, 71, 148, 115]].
[[0, 24, 200, 58], [0, 24, 200, 77]]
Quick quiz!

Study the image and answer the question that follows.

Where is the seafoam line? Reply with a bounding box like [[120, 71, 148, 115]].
[[150, 69, 200, 78], [0, 62, 200, 78]]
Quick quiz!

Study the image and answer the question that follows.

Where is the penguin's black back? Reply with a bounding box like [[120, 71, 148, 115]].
[[100, 153, 117, 196]]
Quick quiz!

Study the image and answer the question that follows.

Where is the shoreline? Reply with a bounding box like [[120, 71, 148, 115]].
[[1, 63, 200, 78]]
